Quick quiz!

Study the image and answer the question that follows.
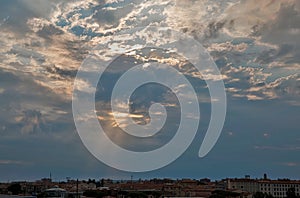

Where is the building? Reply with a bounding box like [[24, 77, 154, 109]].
[[227, 175, 300, 198], [227, 178, 259, 194], [258, 180, 300, 198]]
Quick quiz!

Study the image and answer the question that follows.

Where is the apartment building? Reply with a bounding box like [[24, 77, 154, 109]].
[[227, 175, 300, 198]]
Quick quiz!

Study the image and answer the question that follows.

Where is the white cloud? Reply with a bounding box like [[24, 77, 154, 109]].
[[0, 160, 29, 165], [254, 145, 300, 151], [282, 162, 298, 167]]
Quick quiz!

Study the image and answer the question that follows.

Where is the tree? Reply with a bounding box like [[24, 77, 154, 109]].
[[7, 183, 22, 195], [210, 190, 240, 198], [127, 192, 147, 198], [286, 188, 297, 198], [253, 192, 274, 198], [253, 192, 265, 198], [265, 193, 274, 198]]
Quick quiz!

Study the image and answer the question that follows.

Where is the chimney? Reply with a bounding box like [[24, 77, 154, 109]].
[[263, 173, 267, 180]]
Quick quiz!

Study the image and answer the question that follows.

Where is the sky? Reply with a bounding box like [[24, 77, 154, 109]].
[[0, 0, 299, 182]]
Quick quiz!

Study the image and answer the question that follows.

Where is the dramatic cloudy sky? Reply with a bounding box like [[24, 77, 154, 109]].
[[0, 0, 299, 181]]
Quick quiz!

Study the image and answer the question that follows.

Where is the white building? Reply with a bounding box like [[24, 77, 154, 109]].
[[258, 180, 300, 198], [227, 176, 300, 198]]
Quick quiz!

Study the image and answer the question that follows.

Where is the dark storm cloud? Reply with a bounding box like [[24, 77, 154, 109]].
[[8, 45, 46, 65], [0, 0, 32, 32], [0, 0, 59, 34], [36, 24, 65, 39], [0, 70, 72, 136], [46, 65, 78, 79], [63, 39, 89, 63], [218, 0, 300, 66], [260, 4, 300, 45], [259, 4, 300, 64], [254, 44, 297, 65], [18, 110, 45, 135], [204, 20, 226, 39]]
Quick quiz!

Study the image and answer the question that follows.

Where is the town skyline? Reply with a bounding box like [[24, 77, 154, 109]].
[[2, 174, 300, 183], [1, 174, 300, 198]]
